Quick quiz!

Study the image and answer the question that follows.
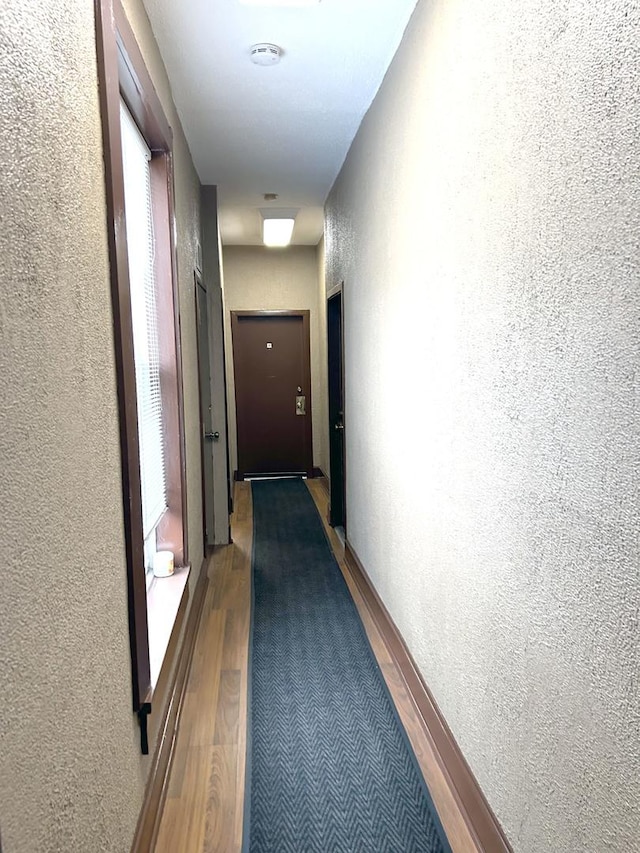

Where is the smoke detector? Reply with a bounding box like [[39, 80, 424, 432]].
[[250, 44, 282, 66]]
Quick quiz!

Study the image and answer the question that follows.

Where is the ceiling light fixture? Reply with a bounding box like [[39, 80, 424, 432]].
[[263, 218, 295, 247], [241, 0, 320, 6]]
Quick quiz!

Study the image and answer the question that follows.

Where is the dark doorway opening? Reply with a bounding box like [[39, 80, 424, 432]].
[[327, 287, 346, 530]]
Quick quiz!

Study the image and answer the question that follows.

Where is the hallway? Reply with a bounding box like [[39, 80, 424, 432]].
[[153, 480, 478, 853], [2, 0, 639, 850]]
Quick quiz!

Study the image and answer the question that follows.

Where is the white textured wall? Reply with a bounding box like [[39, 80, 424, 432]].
[[0, 1, 203, 851], [325, 1, 640, 851], [222, 246, 324, 473]]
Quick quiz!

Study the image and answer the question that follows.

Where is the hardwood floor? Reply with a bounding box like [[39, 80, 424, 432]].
[[154, 479, 479, 853], [155, 483, 251, 853]]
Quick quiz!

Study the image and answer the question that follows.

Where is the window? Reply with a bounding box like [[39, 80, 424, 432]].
[[95, 0, 188, 749], [120, 102, 167, 582]]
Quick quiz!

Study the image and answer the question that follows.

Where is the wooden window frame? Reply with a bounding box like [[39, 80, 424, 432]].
[[95, 0, 188, 738]]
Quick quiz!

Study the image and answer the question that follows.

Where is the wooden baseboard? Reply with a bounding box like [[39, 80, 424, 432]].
[[344, 541, 512, 853], [131, 558, 209, 852], [311, 467, 326, 479], [316, 475, 330, 500]]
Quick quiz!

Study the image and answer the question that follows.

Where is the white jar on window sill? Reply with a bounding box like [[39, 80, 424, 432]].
[[153, 550, 174, 578]]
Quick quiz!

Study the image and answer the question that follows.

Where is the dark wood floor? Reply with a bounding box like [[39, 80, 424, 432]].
[[154, 479, 478, 852]]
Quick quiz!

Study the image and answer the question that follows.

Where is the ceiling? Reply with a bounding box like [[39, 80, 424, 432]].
[[141, 0, 419, 245]]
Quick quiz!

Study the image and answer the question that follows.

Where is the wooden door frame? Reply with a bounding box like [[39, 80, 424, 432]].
[[231, 309, 314, 479], [194, 271, 213, 551], [326, 283, 346, 530], [217, 290, 234, 520]]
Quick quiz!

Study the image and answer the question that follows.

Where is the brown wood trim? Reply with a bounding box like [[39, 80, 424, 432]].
[[95, 0, 150, 711], [130, 559, 209, 853], [96, 0, 189, 721], [314, 473, 330, 501], [343, 540, 513, 853], [194, 271, 209, 552], [113, 1, 172, 150]]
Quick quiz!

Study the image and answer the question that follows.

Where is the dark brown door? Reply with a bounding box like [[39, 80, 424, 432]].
[[232, 311, 313, 479]]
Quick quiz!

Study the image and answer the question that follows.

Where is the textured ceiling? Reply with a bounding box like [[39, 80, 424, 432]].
[[141, 0, 419, 244]]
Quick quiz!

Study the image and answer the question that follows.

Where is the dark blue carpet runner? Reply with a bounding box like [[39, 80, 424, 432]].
[[244, 477, 451, 853]]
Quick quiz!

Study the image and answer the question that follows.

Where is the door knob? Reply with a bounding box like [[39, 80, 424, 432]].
[[205, 431, 220, 440]]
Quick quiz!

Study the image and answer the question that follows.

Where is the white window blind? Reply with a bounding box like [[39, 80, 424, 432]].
[[120, 100, 167, 540]]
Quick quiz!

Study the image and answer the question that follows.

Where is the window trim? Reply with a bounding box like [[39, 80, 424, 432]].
[[95, 0, 188, 721]]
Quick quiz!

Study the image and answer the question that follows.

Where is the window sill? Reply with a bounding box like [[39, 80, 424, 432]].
[[147, 564, 191, 693]]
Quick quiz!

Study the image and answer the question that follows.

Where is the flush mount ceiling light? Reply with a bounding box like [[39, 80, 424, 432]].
[[263, 218, 295, 247], [241, 0, 320, 6], [250, 43, 281, 66]]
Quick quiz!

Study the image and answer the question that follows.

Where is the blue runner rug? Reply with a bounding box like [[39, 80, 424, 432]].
[[244, 477, 451, 853]]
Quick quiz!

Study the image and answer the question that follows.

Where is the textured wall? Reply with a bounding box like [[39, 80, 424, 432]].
[[325, 1, 640, 850], [0, 1, 203, 851], [222, 246, 324, 472]]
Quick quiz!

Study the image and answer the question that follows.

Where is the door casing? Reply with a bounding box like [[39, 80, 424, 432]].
[[195, 272, 216, 548]]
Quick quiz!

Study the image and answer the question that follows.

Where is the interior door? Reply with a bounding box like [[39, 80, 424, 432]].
[[327, 289, 345, 529], [232, 311, 313, 479], [195, 277, 215, 547]]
